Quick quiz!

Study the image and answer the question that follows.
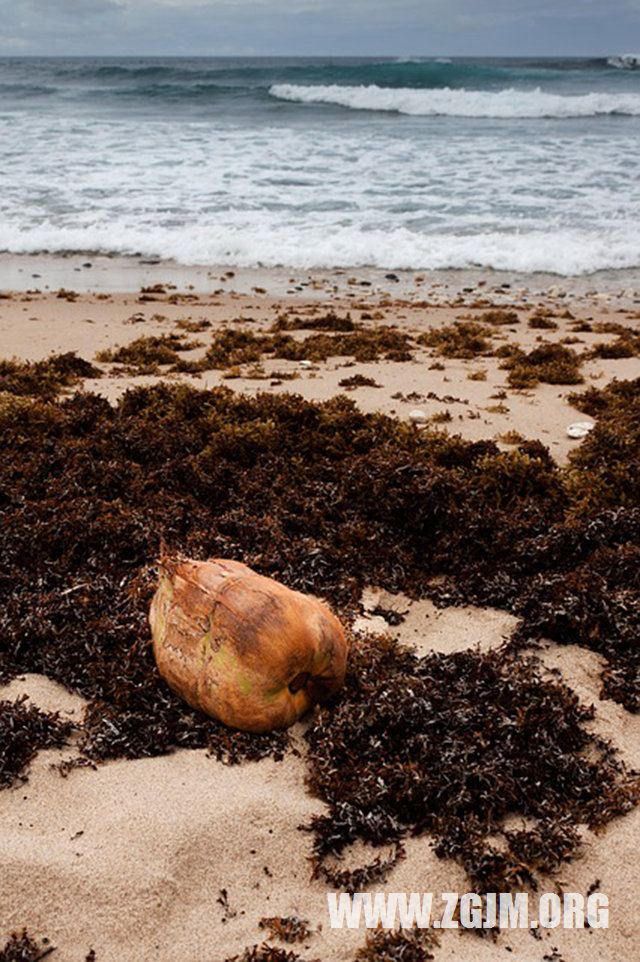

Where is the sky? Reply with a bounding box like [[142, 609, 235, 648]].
[[1, 0, 639, 57]]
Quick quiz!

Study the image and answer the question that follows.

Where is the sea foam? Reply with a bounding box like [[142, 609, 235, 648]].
[[270, 83, 640, 118]]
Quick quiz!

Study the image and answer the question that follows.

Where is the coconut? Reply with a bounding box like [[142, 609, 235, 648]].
[[149, 557, 348, 733]]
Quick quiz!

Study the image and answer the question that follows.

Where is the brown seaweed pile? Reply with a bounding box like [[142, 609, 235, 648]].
[[304, 634, 638, 892], [0, 697, 73, 788], [0, 378, 638, 776], [96, 334, 202, 374], [355, 929, 438, 962], [498, 343, 583, 388], [0, 353, 100, 398], [417, 322, 493, 358], [271, 311, 360, 332], [258, 918, 312, 944]]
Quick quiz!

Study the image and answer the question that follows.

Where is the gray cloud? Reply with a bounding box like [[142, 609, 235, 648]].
[[0, 0, 638, 55]]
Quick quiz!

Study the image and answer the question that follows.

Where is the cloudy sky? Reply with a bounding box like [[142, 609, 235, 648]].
[[1, 0, 638, 57]]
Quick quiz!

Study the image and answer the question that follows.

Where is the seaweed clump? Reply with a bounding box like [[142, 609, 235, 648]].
[[499, 343, 583, 388], [258, 919, 312, 944], [567, 377, 640, 510], [418, 322, 493, 358], [271, 311, 359, 332], [304, 635, 638, 891], [0, 353, 100, 398], [479, 309, 519, 326], [355, 929, 438, 962], [339, 375, 381, 390], [97, 334, 201, 375], [0, 697, 73, 789]]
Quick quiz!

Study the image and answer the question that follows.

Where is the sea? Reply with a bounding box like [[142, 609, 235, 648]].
[[1, 55, 639, 276]]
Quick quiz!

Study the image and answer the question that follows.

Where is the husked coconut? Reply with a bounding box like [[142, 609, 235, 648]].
[[150, 557, 348, 733]]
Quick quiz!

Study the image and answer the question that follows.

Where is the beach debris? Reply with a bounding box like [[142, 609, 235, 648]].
[[0, 697, 73, 790], [258, 918, 312, 944], [418, 321, 493, 358], [408, 408, 429, 422], [224, 945, 308, 962], [499, 342, 584, 388], [0, 353, 101, 398], [1, 377, 638, 774], [339, 374, 381, 390], [566, 421, 595, 439], [0, 931, 56, 961], [355, 928, 438, 961], [304, 633, 639, 892], [150, 557, 348, 733]]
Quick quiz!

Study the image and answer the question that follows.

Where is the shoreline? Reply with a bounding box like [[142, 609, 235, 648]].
[[2, 252, 640, 301]]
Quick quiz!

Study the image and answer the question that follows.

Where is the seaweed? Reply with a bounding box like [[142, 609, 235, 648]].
[[0, 932, 54, 961], [304, 635, 638, 891], [567, 377, 640, 511], [417, 322, 493, 358], [180, 326, 415, 371], [0, 379, 638, 778], [97, 335, 200, 375], [339, 375, 381, 390], [589, 331, 640, 359], [528, 314, 558, 330], [0, 697, 73, 789], [271, 312, 359, 332], [224, 945, 307, 962], [500, 343, 583, 388], [258, 918, 312, 944], [355, 928, 438, 962], [479, 309, 519, 326], [0, 353, 100, 398]]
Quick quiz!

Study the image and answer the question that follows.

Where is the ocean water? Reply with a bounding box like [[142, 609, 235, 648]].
[[1, 55, 639, 276]]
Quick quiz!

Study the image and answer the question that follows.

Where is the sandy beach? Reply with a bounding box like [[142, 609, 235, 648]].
[[1, 259, 639, 962]]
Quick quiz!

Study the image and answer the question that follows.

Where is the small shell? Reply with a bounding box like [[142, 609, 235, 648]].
[[566, 421, 595, 439], [408, 408, 429, 423]]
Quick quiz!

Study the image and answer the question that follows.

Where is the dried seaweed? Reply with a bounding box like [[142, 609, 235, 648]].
[[417, 322, 493, 358], [0, 697, 73, 789], [355, 928, 438, 962], [271, 312, 359, 332], [258, 918, 312, 944], [1, 377, 638, 776], [339, 375, 381, 389], [96, 335, 200, 374], [0, 931, 55, 961], [304, 635, 638, 891], [224, 945, 307, 962], [499, 343, 583, 388], [479, 309, 519, 326], [0, 353, 100, 398]]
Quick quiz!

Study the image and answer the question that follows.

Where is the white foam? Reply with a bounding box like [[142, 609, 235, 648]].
[[270, 83, 640, 118], [1, 111, 639, 277], [2, 221, 638, 275], [607, 54, 640, 70]]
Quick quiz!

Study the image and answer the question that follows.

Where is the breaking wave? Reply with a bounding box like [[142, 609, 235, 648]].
[[269, 83, 640, 118]]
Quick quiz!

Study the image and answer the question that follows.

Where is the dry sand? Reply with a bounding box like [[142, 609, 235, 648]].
[[1, 261, 639, 961]]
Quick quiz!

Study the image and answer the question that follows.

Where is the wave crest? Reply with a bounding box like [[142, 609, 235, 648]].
[[607, 54, 640, 70], [269, 83, 640, 118]]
